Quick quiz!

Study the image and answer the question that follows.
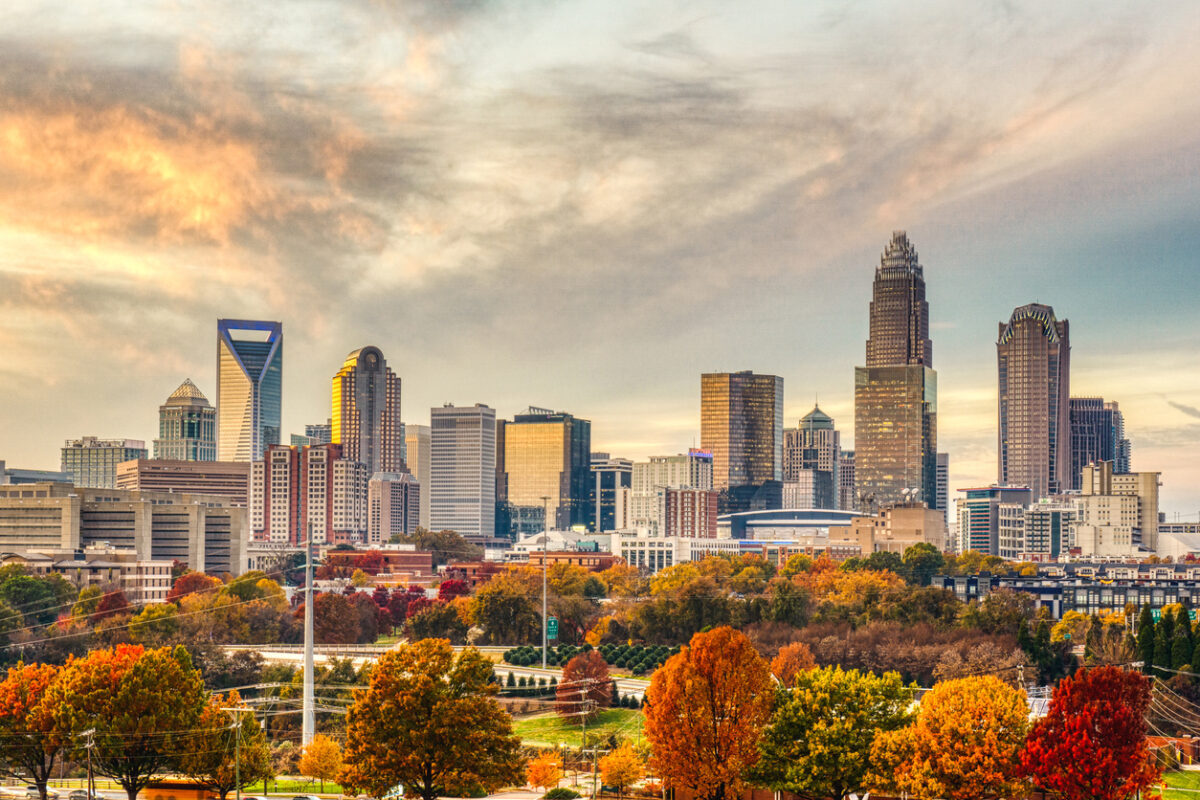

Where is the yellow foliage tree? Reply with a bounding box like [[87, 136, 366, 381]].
[[1051, 610, 1091, 643], [599, 744, 644, 797], [350, 569, 370, 587], [525, 752, 562, 791], [298, 734, 343, 792]]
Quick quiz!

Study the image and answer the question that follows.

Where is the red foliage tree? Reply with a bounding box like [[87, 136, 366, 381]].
[[95, 589, 131, 620], [437, 579, 470, 601], [556, 651, 612, 718], [166, 572, 221, 604], [406, 596, 438, 620], [293, 593, 361, 644], [1020, 666, 1161, 800]]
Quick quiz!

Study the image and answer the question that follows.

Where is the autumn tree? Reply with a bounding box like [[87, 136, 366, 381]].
[[299, 734, 343, 792], [752, 666, 912, 800], [902, 543, 945, 586], [166, 572, 222, 604], [769, 642, 816, 686], [48, 645, 206, 800], [340, 639, 523, 800], [179, 692, 272, 800], [599, 744, 644, 797], [526, 752, 562, 791], [644, 627, 773, 800], [557, 651, 612, 718], [470, 569, 541, 644], [0, 663, 62, 800], [870, 674, 1028, 800], [1021, 666, 1161, 800]]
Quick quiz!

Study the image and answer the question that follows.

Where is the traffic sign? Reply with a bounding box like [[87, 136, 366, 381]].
[[547, 616, 559, 640]]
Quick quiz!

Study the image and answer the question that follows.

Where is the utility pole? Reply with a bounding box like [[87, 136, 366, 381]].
[[221, 706, 254, 800], [81, 729, 95, 800], [541, 495, 551, 669], [302, 525, 315, 747]]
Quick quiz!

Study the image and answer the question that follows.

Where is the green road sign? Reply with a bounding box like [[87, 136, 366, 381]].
[[547, 616, 559, 639]]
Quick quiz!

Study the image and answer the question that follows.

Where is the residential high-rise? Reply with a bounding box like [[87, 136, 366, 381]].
[[217, 319, 282, 462], [936, 452, 949, 521], [782, 405, 840, 509], [700, 371, 783, 509], [501, 407, 592, 530], [405, 424, 431, 529], [251, 443, 368, 545], [997, 303, 1070, 500], [958, 485, 1033, 555], [61, 437, 148, 489], [854, 231, 938, 511], [630, 450, 713, 533], [430, 404, 496, 539], [590, 453, 632, 532], [154, 379, 217, 461], [331, 346, 405, 475], [1079, 460, 1160, 552], [368, 472, 420, 544], [660, 488, 719, 538], [1069, 397, 1130, 489]]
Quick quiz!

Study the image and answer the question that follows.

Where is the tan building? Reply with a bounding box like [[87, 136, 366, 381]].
[[0, 482, 246, 575], [331, 346, 405, 474], [829, 503, 946, 554], [1, 546, 173, 604], [116, 459, 250, 505], [1080, 460, 1160, 551], [500, 408, 591, 530], [700, 371, 783, 491]]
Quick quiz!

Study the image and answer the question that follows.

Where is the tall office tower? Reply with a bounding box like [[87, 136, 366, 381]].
[[331, 346, 404, 475], [430, 404, 496, 539], [630, 450, 714, 533], [405, 424, 431, 529], [217, 319, 282, 462], [958, 485, 1032, 556], [154, 379, 217, 461], [502, 407, 593, 530], [838, 450, 856, 511], [700, 371, 783, 512], [368, 472, 420, 544], [935, 453, 949, 521], [997, 303, 1070, 500], [782, 405, 840, 509], [591, 453, 633, 532], [250, 443, 367, 545], [854, 232, 938, 511], [61, 437, 148, 489], [1069, 397, 1131, 489]]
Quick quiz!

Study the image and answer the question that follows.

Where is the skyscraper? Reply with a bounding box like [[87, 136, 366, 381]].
[[700, 371, 783, 493], [217, 319, 282, 462], [331, 346, 404, 475], [1069, 397, 1130, 489], [250, 443, 368, 545], [590, 453, 632, 532], [430, 404, 496, 539], [501, 407, 592, 530], [782, 405, 840, 509], [997, 303, 1070, 500], [61, 437, 148, 489], [154, 379, 216, 461], [630, 450, 714, 534], [405, 424, 431, 529], [854, 231, 938, 511]]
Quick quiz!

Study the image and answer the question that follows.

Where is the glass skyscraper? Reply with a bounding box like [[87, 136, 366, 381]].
[[701, 371, 783, 513], [61, 437, 148, 489], [154, 379, 216, 461], [217, 319, 282, 462], [331, 346, 404, 475], [429, 403, 496, 539], [1069, 397, 1130, 489], [854, 231, 938, 511], [501, 407, 592, 531]]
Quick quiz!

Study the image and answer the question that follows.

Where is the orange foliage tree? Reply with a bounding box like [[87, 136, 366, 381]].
[[599, 744, 644, 797], [525, 752, 562, 791], [870, 674, 1028, 800], [0, 663, 62, 800], [557, 651, 612, 717], [644, 626, 773, 800], [770, 642, 816, 685]]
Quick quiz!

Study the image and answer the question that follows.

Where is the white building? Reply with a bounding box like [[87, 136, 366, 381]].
[[404, 424, 431, 529], [630, 451, 713, 534], [368, 472, 420, 544], [430, 404, 496, 539]]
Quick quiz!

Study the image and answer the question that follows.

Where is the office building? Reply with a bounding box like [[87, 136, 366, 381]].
[[997, 500, 1076, 561], [782, 405, 840, 509], [501, 407, 592, 530], [0, 461, 71, 485], [829, 503, 947, 554], [661, 487, 719, 538], [936, 452, 949, 521], [997, 303, 1070, 500], [154, 379, 217, 461], [331, 346, 405, 474], [701, 371, 783, 513], [251, 443, 368, 545], [430, 404, 496, 539], [590, 453, 632, 532], [630, 450, 713, 534], [1069, 397, 1131, 489], [838, 450, 856, 512], [61, 437, 148, 489], [957, 486, 1033, 556], [782, 471, 825, 509], [217, 319, 282, 462], [405, 424, 431, 529], [368, 472, 420, 544], [854, 231, 938, 511], [0, 482, 246, 575], [1079, 460, 1160, 551], [292, 420, 333, 448], [116, 459, 251, 505]]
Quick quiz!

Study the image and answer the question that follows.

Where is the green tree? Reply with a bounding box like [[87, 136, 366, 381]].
[[902, 543, 945, 586], [470, 575, 541, 644], [179, 692, 272, 800], [752, 666, 912, 800], [340, 639, 523, 800], [129, 604, 180, 647], [1136, 606, 1155, 674], [1173, 619, 1193, 670], [1153, 623, 1172, 675]]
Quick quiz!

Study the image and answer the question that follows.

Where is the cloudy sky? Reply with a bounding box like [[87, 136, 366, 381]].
[[1, 0, 1198, 516]]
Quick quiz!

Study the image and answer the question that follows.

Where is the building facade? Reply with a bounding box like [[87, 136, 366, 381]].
[[251, 443, 368, 545], [429, 404, 496, 539], [1079, 459, 1160, 551], [331, 346, 405, 474], [701, 371, 783, 514], [501, 407, 592, 530], [997, 500, 1076, 560], [116, 459, 250, 505], [405, 424, 431, 529], [61, 437, 148, 489], [0, 461, 71, 484], [590, 454, 632, 532], [661, 488, 719, 538], [997, 303, 1070, 500], [368, 472, 420, 544], [957, 485, 1033, 556], [217, 319, 283, 462], [154, 379, 217, 461], [629, 451, 714, 534], [782, 405, 840, 509], [829, 503, 947, 554], [1069, 397, 1130, 490], [838, 450, 856, 512], [854, 231, 938, 511], [936, 452, 949, 522]]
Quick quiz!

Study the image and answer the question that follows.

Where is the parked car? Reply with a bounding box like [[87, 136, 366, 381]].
[[292, 795, 323, 800], [24, 789, 58, 800], [67, 792, 96, 800]]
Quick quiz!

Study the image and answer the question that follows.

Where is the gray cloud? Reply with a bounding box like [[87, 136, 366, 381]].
[[1168, 400, 1200, 420]]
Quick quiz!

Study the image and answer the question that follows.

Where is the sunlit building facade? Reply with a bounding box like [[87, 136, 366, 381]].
[[700, 371, 783, 495], [331, 346, 404, 475], [217, 319, 282, 462], [154, 379, 217, 461], [590, 453, 632, 532], [782, 405, 840, 509], [430, 404, 496, 539], [1069, 397, 1130, 490], [61, 437, 148, 489], [405, 424, 431, 529], [501, 407, 592, 530]]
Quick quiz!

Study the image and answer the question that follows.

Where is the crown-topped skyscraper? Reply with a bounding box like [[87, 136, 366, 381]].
[[854, 231, 939, 513]]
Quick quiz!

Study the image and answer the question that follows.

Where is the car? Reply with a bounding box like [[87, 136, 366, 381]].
[[24, 789, 58, 800], [292, 795, 323, 800], [68, 792, 96, 800]]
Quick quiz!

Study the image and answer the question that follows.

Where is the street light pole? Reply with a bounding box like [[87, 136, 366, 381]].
[[541, 495, 551, 670], [302, 524, 315, 747]]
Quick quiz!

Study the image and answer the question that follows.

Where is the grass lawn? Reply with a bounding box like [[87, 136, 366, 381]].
[[514, 708, 643, 748], [248, 778, 345, 795], [1163, 771, 1200, 799]]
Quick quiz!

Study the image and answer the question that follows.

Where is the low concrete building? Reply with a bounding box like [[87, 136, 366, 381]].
[[116, 459, 250, 505], [1, 546, 173, 604], [829, 503, 947, 554]]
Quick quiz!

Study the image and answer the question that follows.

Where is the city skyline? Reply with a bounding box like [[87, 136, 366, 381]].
[[1, 2, 1199, 515]]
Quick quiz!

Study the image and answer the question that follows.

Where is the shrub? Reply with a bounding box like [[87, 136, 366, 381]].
[[543, 789, 581, 800]]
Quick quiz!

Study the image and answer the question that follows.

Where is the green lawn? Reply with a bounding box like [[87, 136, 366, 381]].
[[1162, 770, 1200, 799], [513, 708, 644, 748]]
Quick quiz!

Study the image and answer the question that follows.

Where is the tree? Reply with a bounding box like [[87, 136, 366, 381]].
[[128, 603, 180, 647], [557, 651, 612, 718], [350, 568, 370, 587], [437, 579, 471, 601], [599, 744, 644, 797], [340, 639, 523, 800], [0, 663, 62, 800], [297, 592, 360, 644], [179, 692, 272, 800], [1137, 605, 1155, 673], [902, 543, 945, 586], [299, 734, 343, 793], [1021, 666, 1161, 800], [167, 572, 222, 604], [870, 675, 1028, 800], [405, 601, 468, 643], [470, 571, 541, 644], [526, 752, 562, 791], [643, 626, 773, 800], [395, 527, 483, 566], [48, 644, 206, 800], [751, 667, 912, 800], [769, 642, 816, 686]]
